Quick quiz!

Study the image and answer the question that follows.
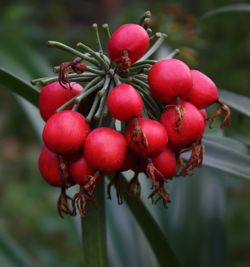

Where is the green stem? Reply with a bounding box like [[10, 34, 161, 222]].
[[86, 66, 105, 75], [86, 93, 100, 122], [136, 32, 167, 63], [94, 78, 112, 120], [165, 49, 180, 59], [131, 59, 156, 68], [81, 179, 107, 267], [93, 23, 103, 54], [47, 41, 99, 66], [77, 42, 109, 70], [31, 73, 97, 85], [102, 24, 111, 39], [132, 77, 150, 90], [56, 78, 104, 112]]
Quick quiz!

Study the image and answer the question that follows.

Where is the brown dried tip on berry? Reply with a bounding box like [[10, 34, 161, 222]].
[[208, 99, 231, 129], [179, 141, 205, 176], [175, 104, 185, 130], [116, 49, 132, 72], [107, 173, 123, 205], [130, 117, 149, 149], [58, 59, 86, 89], [127, 172, 141, 200], [148, 181, 171, 208], [57, 188, 76, 218]]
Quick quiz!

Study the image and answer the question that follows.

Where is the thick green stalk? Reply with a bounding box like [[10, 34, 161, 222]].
[[81, 179, 107, 267]]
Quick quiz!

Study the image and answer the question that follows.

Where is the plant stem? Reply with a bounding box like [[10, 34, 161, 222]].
[[77, 42, 109, 70], [102, 24, 111, 39], [56, 78, 104, 112], [165, 49, 180, 59], [93, 23, 103, 54], [81, 179, 107, 267], [47, 41, 99, 66], [86, 66, 105, 75], [86, 93, 100, 122], [136, 32, 167, 63]]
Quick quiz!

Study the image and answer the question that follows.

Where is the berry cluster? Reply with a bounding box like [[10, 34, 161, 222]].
[[33, 11, 231, 217]]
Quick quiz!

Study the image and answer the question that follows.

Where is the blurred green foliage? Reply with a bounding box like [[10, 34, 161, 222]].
[[0, 1, 250, 267]]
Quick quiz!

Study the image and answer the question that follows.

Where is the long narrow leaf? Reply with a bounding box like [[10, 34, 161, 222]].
[[119, 174, 180, 267], [219, 89, 250, 118], [202, 136, 250, 179], [201, 4, 250, 19], [0, 68, 39, 107]]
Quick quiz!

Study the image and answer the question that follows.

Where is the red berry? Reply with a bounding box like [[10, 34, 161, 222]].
[[108, 24, 149, 64], [38, 146, 73, 187], [187, 70, 219, 109], [148, 59, 192, 102], [160, 102, 205, 151], [39, 81, 83, 121], [120, 150, 138, 172], [125, 118, 168, 157], [151, 148, 176, 181], [107, 84, 143, 121], [199, 109, 207, 121], [69, 156, 95, 185], [84, 127, 127, 173], [43, 110, 90, 155]]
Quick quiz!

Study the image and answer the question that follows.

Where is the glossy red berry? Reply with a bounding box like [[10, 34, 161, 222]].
[[125, 118, 168, 157], [39, 146, 73, 187], [160, 102, 205, 151], [148, 59, 192, 103], [108, 24, 149, 64], [151, 148, 176, 180], [43, 110, 90, 156], [84, 127, 127, 173], [69, 156, 95, 185], [39, 81, 84, 121], [199, 109, 207, 121], [187, 70, 219, 109], [107, 84, 143, 121]]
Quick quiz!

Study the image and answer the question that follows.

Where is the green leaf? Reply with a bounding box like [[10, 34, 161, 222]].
[[219, 89, 250, 118], [0, 68, 39, 107], [119, 174, 180, 267], [0, 231, 36, 267], [201, 4, 250, 19], [81, 180, 108, 267], [202, 135, 250, 179]]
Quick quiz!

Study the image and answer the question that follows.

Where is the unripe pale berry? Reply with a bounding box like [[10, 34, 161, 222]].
[[148, 59, 192, 102], [42, 110, 90, 156], [108, 24, 149, 64], [107, 84, 143, 121], [39, 81, 84, 121]]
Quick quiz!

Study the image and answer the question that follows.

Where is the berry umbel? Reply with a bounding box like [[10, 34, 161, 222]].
[[32, 11, 231, 218]]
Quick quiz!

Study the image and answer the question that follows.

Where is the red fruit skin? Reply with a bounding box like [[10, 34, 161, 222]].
[[107, 84, 143, 121], [152, 148, 176, 181], [120, 150, 138, 172], [39, 146, 68, 187], [108, 24, 149, 64], [187, 70, 219, 109], [84, 127, 127, 174], [69, 156, 94, 185], [39, 81, 84, 121], [148, 59, 192, 102], [125, 118, 168, 158], [199, 109, 207, 121], [43, 110, 90, 156], [160, 102, 205, 151]]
